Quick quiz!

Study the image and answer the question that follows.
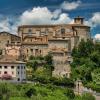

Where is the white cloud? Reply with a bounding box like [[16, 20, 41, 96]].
[[19, 7, 53, 25], [0, 7, 73, 34], [53, 9, 62, 19], [0, 16, 18, 34], [60, 0, 81, 10], [85, 12, 100, 27], [0, 18, 10, 32], [94, 34, 100, 40], [0, 5, 99, 36], [90, 12, 100, 26], [19, 7, 72, 25]]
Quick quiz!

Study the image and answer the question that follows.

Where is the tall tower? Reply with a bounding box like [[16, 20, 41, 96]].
[[73, 16, 91, 41]]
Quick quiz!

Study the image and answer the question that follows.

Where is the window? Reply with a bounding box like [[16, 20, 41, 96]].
[[61, 28, 65, 34], [12, 72, 14, 75], [0, 71, 1, 74], [18, 72, 19, 74], [17, 78, 20, 81], [11, 66, 14, 69], [0, 66, 2, 69], [68, 61, 71, 64], [27, 49, 28, 53], [62, 37, 65, 39], [40, 50, 41, 54], [28, 29, 32, 35], [7, 40, 9, 44], [4, 66, 7, 69], [17, 42, 20, 43], [29, 28, 32, 32], [4, 71, 7, 74], [18, 66, 20, 69], [30, 49, 33, 53]]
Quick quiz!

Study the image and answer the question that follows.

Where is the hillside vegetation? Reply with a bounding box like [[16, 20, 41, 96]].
[[71, 39, 100, 92], [0, 82, 95, 100]]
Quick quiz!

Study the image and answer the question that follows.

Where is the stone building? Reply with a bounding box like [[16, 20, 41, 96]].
[[17, 16, 90, 77], [0, 16, 91, 77], [5, 43, 21, 59], [0, 31, 21, 55]]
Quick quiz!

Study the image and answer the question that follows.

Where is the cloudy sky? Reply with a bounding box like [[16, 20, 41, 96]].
[[0, 0, 100, 39]]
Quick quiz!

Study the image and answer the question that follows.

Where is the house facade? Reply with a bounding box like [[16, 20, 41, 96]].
[[0, 56, 26, 82]]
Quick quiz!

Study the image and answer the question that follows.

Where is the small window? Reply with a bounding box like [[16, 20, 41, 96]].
[[61, 28, 65, 34], [40, 50, 41, 54], [68, 61, 71, 64], [30, 49, 33, 52], [4, 71, 7, 74], [28, 29, 32, 35], [11, 66, 14, 69], [18, 72, 19, 74], [7, 40, 9, 44], [12, 72, 14, 75], [4, 66, 7, 69], [62, 37, 65, 39], [0, 66, 2, 69], [27, 49, 28, 53], [21, 66, 23, 69], [18, 78, 20, 81], [28, 29, 32, 33], [18, 66, 20, 69]]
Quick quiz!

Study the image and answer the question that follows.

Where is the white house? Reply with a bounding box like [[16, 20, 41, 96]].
[[0, 55, 26, 83]]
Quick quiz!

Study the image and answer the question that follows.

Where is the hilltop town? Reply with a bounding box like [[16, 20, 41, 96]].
[[0, 16, 91, 82]]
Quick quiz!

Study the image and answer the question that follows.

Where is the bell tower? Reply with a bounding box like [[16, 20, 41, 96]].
[[74, 16, 84, 24]]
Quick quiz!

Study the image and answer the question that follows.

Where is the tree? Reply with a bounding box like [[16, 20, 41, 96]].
[[71, 39, 100, 88], [26, 60, 38, 71], [44, 53, 54, 76], [90, 51, 100, 67], [44, 53, 53, 65], [25, 88, 37, 98], [92, 69, 100, 85]]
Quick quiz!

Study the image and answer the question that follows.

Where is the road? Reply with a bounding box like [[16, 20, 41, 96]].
[[94, 95, 100, 100]]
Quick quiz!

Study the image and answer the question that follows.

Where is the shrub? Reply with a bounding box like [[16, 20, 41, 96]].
[[64, 88, 75, 99], [25, 88, 37, 98], [82, 93, 95, 100], [51, 77, 74, 88]]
